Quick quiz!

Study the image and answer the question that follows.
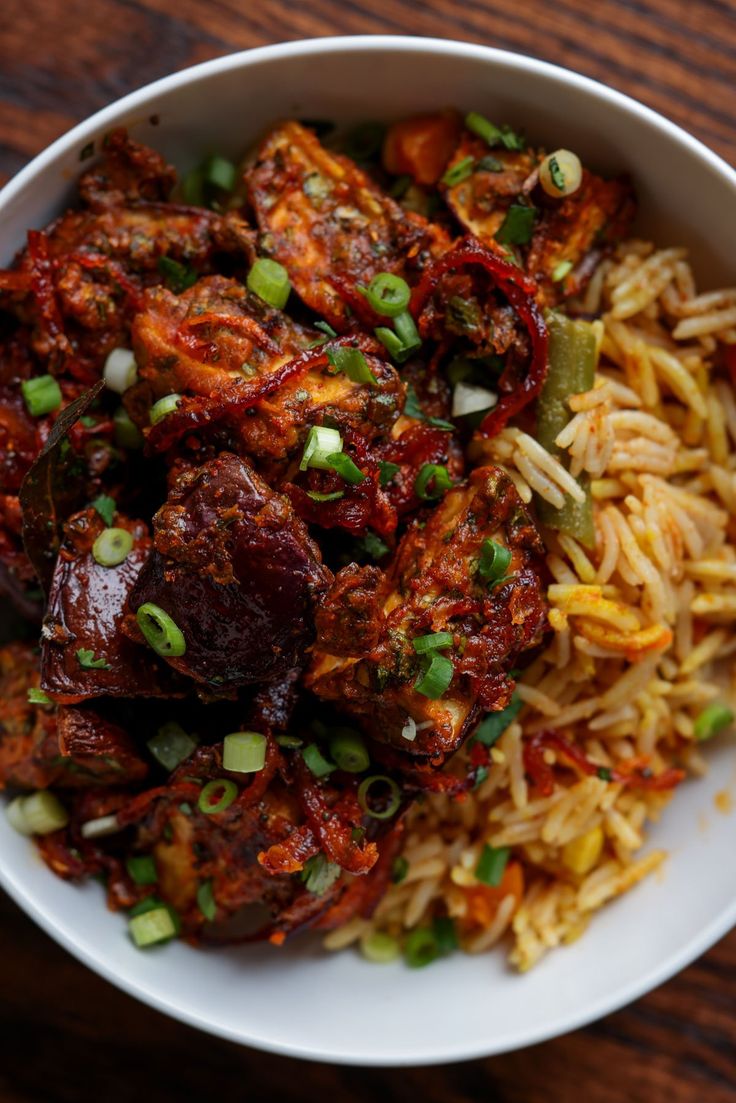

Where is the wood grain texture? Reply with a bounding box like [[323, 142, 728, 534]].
[[1, 1, 735, 1098]]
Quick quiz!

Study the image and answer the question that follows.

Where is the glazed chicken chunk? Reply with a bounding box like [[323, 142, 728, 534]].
[[307, 465, 548, 761], [245, 121, 449, 329], [128, 453, 332, 691]]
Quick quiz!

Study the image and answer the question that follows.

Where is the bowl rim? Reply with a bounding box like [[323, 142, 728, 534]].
[[1, 34, 735, 1066]]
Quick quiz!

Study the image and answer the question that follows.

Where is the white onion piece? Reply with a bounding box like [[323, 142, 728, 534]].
[[401, 717, 417, 742], [80, 814, 121, 839], [452, 382, 497, 418], [103, 347, 138, 394]]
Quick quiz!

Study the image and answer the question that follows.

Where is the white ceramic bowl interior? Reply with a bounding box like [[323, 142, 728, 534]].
[[1, 37, 735, 1066]]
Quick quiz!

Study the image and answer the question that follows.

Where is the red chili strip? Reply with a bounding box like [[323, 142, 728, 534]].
[[410, 237, 548, 438], [524, 731, 686, 793], [258, 823, 320, 875], [293, 758, 378, 875], [27, 230, 67, 348]]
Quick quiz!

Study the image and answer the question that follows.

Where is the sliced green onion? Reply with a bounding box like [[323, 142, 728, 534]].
[[326, 345, 377, 384], [198, 779, 239, 815], [247, 257, 291, 310], [223, 731, 267, 774], [19, 791, 69, 835], [404, 927, 439, 968], [6, 796, 32, 835], [441, 156, 475, 187], [306, 490, 344, 502], [103, 347, 138, 394], [415, 463, 452, 501], [314, 320, 337, 338], [412, 631, 454, 655], [362, 273, 411, 317], [414, 653, 453, 699], [302, 742, 336, 778], [299, 425, 343, 472], [475, 843, 510, 886], [329, 729, 370, 773], [150, 393, 181, 425], [80, 814, 121, 839], [496, 204, 536, 246], [357, 775, 401, 820], [432, 915, 458, 955], [325, 451, 366, 485], [478, 538, 512, 583], [147, 722, 197, 771], [136, 602, 186, 658], [301, 853, 341, 895], [114, 406, 144, 449], [378, 461, 400, 487], [203, 154, 237, 192], [499, 124, 525, 151], [197, 879, 217, 922], [275, 735, 303, 749], [27, 688, 52, 706], [129, 906, 177, 948], [157, 256, 197, 293], [552, 259, 574, 283], [471, 695, 523, 747], [360, 930, 400, 963], [694, 703, 735, 741], [181, 166, 205, 205], [92, 527, 134, 568], [21, 375, 62, 417], [126, 856, 158, 885], [394, 311, 421, 354], [597, 766, 613, 782], [374, 326, 408, 362], [465, 111, 503, 146], [391, 856, 409, 884], [91, 494, 116, 526], [75, 648, 111, 670]]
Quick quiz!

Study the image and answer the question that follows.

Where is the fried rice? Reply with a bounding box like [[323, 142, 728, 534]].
[[326, 240, 736, 970]]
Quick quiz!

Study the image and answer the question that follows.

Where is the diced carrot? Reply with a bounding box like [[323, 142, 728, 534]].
[[461, 861, 524, 929], [382, 110, 462, 186]]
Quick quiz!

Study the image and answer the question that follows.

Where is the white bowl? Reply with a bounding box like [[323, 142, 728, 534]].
[[1, 36, 735, 1067]]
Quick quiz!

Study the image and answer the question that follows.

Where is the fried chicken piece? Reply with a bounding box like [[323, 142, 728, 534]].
[[442, 131, 634, 304], [245, 121, 449, 329], [132, 276, 405, 473], [78, 127, 177, 209], [308, 465, 548, 761], [0, 642, 149, 788], [41, 509, 182, 702], [128, 453, 332, 691]]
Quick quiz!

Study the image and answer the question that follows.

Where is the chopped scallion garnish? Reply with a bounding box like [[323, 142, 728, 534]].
[[496, 204, 536, 245], [412, 631, 454, 654], [198, 779, 239, 815], [326, 345, 377, 384], [222, 731, 267, 774], [247, 257, 291, 310], [414, 653, 454, 699], [475, 843, 510, 886], [357, 775, 401, 820], [362, 272, 411, 317], [328, 729, 370, 773], [302, 742, 336, 778], [478, 538, 512, 583], [147, 722, 197, 772], [441, 155, 475, 187], [694, 703, 734, 741], [300, 425, 343, 472], [414, 463, 452, 501], [136, 603, 186, 658], [92, 527, 134, 568], [21, 375, 62, 417]]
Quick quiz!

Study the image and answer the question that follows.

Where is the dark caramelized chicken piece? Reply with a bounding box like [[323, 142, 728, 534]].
[[128, 453, 331, 691], [41, 509, 181, 702], [308, 465, 547, 761], [132, 276, 404, 473], [77, 127, 177, 209], [0, 643, 148, 788], [245, 121, 449, 329], [442, 131, 634, 304]]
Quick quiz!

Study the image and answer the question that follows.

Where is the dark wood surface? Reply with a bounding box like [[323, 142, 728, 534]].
[[1, 2, 735, 1098]]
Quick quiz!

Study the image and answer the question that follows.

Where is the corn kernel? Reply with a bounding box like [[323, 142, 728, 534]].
[[562, 825, 604, 875]]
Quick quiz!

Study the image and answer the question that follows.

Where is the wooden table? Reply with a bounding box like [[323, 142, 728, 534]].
[[1, 2, 735, 1099]]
